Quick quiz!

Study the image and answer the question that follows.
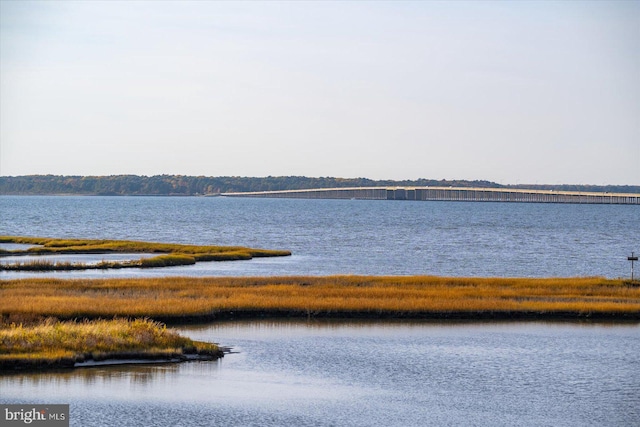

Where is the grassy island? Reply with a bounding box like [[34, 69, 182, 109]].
[[2, 274, 638, 371], [0, 318, 223, 371], [2, 275, 638, 322], [0, 236, 291, 271]]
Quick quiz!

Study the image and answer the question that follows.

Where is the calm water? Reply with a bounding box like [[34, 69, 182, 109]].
[[1, 195, 639, 278], [1, 321, 638, 427], [1, 196, 639, 426]]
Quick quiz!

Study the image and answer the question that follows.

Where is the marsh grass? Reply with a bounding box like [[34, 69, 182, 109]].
[[139, 254, 196, 268], [0, 236, 290, 271], [0, 318, 221, 370], [1, 276, 638, 320], [0, 259, 142, 271], [0, 259, 76, 271]]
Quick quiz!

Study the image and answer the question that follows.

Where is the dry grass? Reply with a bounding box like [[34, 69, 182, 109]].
[[0, 318, 220, 369], [1, 276, 638, 320], [0, 236, 291, 271]]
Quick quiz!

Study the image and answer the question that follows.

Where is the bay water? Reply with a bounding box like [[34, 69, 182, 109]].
[[1, 196, 639, 426], [1, 321, 638, 427], [1, 195, 639, 278]]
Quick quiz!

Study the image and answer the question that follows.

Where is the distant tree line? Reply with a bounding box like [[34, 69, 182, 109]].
[[0, 175, 638, 196]]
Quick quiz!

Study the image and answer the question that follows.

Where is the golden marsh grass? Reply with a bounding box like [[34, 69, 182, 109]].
[[0, 318, 221, 369], [1, 276, 638, 320], [0, 236, 291, 271]]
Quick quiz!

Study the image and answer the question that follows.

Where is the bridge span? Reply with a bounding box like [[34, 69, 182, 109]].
[[222, 187, 640, 204]]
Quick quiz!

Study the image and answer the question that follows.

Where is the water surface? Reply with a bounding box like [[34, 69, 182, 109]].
[[1, 196, 638, 426], [0, 253, 156, 266], [1, 321, 637, 427], [1, 196, 638, 278]]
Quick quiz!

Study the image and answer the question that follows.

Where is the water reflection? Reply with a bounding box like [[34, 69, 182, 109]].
[[0, 253, 157, 266], [1, 321, 638, 427], [0, 253, 294, 279], [178, 317, 640, 338], [0, 361, 223, 402], [0, 243, 41, 251]]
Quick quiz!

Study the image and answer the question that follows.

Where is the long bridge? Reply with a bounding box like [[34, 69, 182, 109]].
[[222, 186, 640, 204]]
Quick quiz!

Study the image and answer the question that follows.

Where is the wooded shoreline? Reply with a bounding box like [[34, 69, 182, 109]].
[[2, 175, 638, 196]]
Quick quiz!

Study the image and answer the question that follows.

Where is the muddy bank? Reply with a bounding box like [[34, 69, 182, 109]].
[[0, 348, 225, 372]]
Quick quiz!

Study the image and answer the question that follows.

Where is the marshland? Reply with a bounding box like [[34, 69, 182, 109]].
[[2, 276, 639, 322], [0, 235, 291, 369], [1, 196, 639, 426], [1, 274, 637, 370], [0, 236, 291, 271], [0, 318, 222, 370]]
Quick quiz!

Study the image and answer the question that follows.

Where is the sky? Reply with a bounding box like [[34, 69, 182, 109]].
[[0, 1, 638, 185]]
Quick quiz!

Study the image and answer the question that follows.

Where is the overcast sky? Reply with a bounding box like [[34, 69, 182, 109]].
[[1, 0, 638, 184]]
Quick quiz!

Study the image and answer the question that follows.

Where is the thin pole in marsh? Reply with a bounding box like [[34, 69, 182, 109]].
[[628, 252, 638, 282]]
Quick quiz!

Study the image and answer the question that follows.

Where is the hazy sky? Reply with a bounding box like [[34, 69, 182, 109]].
[[1, 1, 638, 184]]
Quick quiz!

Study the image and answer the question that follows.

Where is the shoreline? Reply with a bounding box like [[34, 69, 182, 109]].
[[0, 318, 224, 373], [0, 236, 291, 272], [2, 275, 639, 322], [152, 309, 640, 325], [2, 310, 637, 373], [2, 275, 638, 372], [3, 312, 636, 373], [0, 350, 224, 372]]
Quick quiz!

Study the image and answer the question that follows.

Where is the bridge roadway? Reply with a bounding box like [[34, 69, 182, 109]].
[[221, 186, 640, 204]]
